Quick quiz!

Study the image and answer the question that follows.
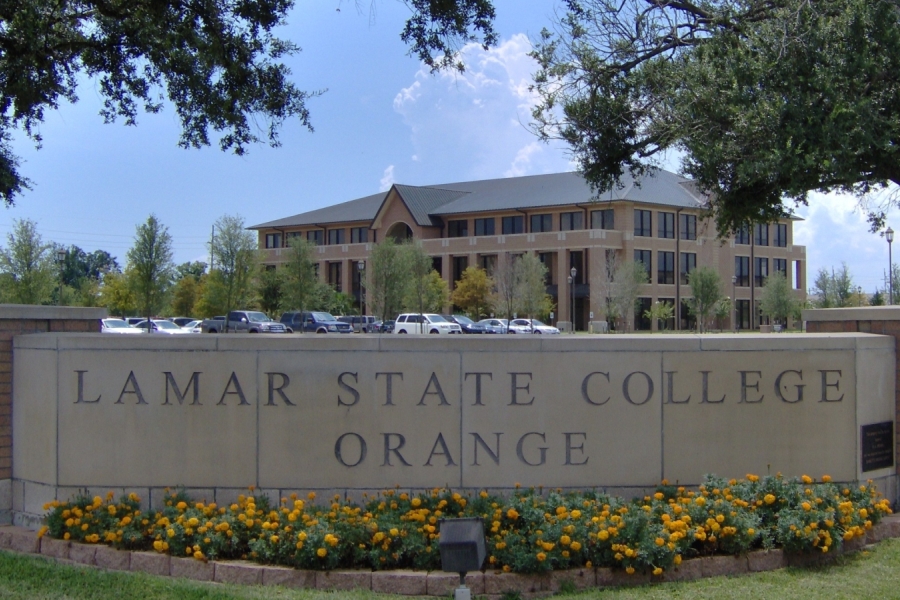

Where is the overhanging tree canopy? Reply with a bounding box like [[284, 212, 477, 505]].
[[0, 0, 497, 204], [530, 0, 900, 234]]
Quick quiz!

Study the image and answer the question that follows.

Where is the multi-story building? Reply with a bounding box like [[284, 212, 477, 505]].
[[250, 170, 806, 330]]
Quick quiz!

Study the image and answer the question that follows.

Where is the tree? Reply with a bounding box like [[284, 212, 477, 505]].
[[450, 266, 494, 319], [60, 247, 119, 289], [99, 271, 136, 317], [687, 267, 723, 333], [0, 1, 497, 206], [760, 271, 798, 326], [530, 0, 900, 234], [515, 253, 552, 326], [402, 242, 439, 320], [645, 301, 674, 332], [811, 264, 854, 308], [590, 249, 619, 326], [126, 215, 174, 324], [280, 237, 319, 329], [256, 267, 284, 317], [209, 215, 258, 331], [0, 219, 57, 304], [608, 261, 647, 332], [404, 270, 449, 314], [491, 254, 520, 328], [368, 239, 409, 325], [871, 290, 886, 306], [170, 275, 203, 317], [175, 261, 207, 282]]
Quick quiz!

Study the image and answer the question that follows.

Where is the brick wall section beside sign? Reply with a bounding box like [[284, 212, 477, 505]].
[[805, 306, 900, 478], [0, 306, 105, 483]]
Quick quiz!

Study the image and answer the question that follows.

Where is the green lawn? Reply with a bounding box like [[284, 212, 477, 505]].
[[2, 541, 899, 599]]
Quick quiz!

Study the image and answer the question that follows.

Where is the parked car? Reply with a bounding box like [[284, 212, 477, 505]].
[[477, 318, 508, 334], [381, 319, 396, 334], [181, 320, 203, 333], [132, 319, 193, 334], [169, 317, 197, 327], [509, 318, 561, 334], [442, 315, 488, 334], [124, 317, 145, 326], [338, 315, 382, 333], [100, 318, 143, 334], [202, 311, 288, 333], [394, 313, 462, 334], [280, 311, 353, 334]]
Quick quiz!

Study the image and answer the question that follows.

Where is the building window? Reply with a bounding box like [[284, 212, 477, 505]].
[[754, 257, 769, 287], [680, 214, 697, 240], [539, 252, 555, 285], [591, 209, 614, 230], [658, 212, 675, 239], [635, 249, 652, 282], [452, 256, 469, 282], [560, 211, 583, 231], [736, 299, 751, 330], [265, 233, 282, 249], [774, 223, 788, 247], [530, 214, 553, 233], [735, 256, 749, 287], [474, 218, 495, 236], [680, 299, 696, 331], [634, 210, 652, 237], [479, 254, 497, 274], [448, 220, 468, 238], [328, 262, 342, 292], [658, 251, 675, 284], [657, 298, 676, 330], [307, 230, 323, 246], [680, 252, 696, 285], [569, 251, 584, 284], [774, 258, 787, 276], [502, 216, 524, 235], [754, 224, 769, 246], [635, 297, 652, 331], [735, 226, 750, 245], [328, 228, 345, 245], [350, 227, 368, 244]]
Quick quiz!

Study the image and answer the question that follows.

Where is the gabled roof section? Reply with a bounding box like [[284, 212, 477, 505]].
[[248, 191, 386, 229], [429, 170, 704, 215], [392, 184, 470, 227]]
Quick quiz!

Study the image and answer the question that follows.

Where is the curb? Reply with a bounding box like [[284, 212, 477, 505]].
[[1, 514, 899, 599]]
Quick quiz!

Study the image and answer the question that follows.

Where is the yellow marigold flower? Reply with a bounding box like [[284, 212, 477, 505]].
[[571, 509, 582, 519], [655, 537, 665, 546], [860, 509, 869, 519], [653, 567, 663, 576], [764, 494, 776, 505], [802, 502, 812, 511], [317, 548, 327, 558], [560, 535, 571, 546], [598, 530, 609, 541], [390, 528, 399, 537], [536, 552, 546, 562], [801, 475, 813, 484], [822, 475, 832, 483], [176, 502, 188, 511], [626, 567, 635, 575], [654, 492, 665, 501], [506, 508, 519, 520], [570, 541, 582, 552], [193, 550, 204, 560], [63, 532, 70, 540]]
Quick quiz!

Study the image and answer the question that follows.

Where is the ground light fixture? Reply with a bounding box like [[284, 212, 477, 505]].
[[438, 517, 486, 600], [731, 275, 737, 332]]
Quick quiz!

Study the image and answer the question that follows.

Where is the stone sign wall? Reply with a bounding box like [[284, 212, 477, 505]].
[[11, 332, 897, 526]]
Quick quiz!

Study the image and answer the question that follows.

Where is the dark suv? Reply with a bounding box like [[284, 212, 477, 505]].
[[338, 315, 382, 333], [279, 311, 352, 334]]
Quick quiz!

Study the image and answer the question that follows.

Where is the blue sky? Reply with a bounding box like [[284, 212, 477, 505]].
[[4, 0, 898, 293]]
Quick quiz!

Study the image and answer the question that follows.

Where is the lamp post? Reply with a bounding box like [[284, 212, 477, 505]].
[[570, 266, 577, 334], [858, 286, 862, 307], [731, 275, 737, 333], [55, 249, 67, 306], [887, 227, 894, 305], [357, 260, 365, 315]]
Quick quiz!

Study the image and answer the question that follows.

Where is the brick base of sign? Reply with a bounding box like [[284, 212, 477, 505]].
[[0, 515, 898, 597]]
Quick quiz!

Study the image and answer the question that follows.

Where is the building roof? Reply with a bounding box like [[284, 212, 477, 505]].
[[249, 169, 705, 230]]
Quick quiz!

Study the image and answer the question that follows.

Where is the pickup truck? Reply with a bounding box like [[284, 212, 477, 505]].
[[201, 311, 288, 333]]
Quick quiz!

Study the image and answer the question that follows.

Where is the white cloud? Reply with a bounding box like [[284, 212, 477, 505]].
[[379, 165, 395, 191], [793, 191, 900, 292], [392, 34, 571, 181]]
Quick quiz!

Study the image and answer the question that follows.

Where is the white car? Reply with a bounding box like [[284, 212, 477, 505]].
[[132, 319, 194, 334], [100, 318, 144, 334], [509, 318, 561, 334], [393, 313, 462, 334], [181, 320, 203, 333]]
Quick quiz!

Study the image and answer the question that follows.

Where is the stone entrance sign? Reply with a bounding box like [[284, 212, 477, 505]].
[[11, 332, 896, 523]]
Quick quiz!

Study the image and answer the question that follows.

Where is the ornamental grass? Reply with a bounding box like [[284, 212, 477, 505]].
[[39, 474, 891, 576]]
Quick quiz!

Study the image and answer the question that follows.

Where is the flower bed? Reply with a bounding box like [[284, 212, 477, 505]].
[[38, 474, 891, 577]]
